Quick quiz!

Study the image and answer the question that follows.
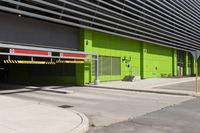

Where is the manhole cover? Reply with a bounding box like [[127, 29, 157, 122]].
[[58, 105, 73, 108]]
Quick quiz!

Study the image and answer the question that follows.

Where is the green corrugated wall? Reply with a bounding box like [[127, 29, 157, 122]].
[[77, 29, 194, 85]]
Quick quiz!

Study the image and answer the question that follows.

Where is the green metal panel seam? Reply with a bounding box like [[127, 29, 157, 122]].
[[184, 52, 189, 76]]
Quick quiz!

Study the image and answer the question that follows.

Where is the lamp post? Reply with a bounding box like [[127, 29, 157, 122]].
[[191, 50, 200, 96]]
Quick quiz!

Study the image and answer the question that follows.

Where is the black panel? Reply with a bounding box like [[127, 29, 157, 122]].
[[0, 12, 79, 50], [28, 64, 76, 76]]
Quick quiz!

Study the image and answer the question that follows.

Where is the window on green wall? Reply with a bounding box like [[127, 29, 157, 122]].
[[92, 56, 121, 76], [102, 56, 112, 75], [112, 57, 121, 75]]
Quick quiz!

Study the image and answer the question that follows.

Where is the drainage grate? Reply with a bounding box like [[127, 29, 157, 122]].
[[58, 105, 73, 108]]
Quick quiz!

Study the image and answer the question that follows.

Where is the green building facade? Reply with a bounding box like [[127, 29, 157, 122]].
[[5, 29, 196, 85], [76, 29, 196, 85], [0, 1, 200, 86]]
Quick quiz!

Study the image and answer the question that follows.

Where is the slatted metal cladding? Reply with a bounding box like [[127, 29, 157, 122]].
[[0, 0, 200, 51]]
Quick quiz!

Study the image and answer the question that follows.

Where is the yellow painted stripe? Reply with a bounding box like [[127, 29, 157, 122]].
[[3, 60, 55, 65], [45, 62, 56, 65], [3, 60, 91, 64], [56, 60, 86, 64], [17, 60, 45, 64]]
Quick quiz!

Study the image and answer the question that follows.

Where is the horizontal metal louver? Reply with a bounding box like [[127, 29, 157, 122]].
[[0, 0, 200, 51]]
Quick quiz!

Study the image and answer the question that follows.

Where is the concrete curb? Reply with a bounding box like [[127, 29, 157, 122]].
[[87, 85, 195, 97], [68, 110, 89, 133], [87, 78, 197, 97], [51, 103, 89, 133], [87, 79, 196, 96], [43, 88, 74, 94]]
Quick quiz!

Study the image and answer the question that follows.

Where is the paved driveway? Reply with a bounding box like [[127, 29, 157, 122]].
[[0, 84, 193, 131]]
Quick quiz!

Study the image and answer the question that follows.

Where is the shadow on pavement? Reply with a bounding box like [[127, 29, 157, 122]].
[[0, 83, 74, 95]]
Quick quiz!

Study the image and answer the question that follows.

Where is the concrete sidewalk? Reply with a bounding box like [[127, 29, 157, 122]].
[[88, 77, 198, 96], [0, 96, 89, 133]]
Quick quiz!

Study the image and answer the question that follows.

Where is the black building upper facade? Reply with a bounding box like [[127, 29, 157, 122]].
[[0, 0, 200, 51]]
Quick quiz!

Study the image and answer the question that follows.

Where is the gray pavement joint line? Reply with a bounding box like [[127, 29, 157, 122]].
[[0, 123, 24, 133], [42, 89, 68, 94], [30, 102, 89, 133], [66, 111, 84, 133], [67, 110, 89, 133]]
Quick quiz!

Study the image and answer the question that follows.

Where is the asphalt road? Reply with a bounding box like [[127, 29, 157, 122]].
[[88, 80, 200, 133], [88, 97, 200, 133]]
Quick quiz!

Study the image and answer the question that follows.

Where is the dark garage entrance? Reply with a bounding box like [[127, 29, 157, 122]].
[[0, 12, 80, 85], [0, 12, 98, 86], [0, 45, 96, 86], [0, 49, 93, 85], [0, 63, 76, 85], [0, 61, 8, 83]]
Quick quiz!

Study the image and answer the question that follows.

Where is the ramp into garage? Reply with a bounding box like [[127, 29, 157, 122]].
[[0, 44, 96, 85]]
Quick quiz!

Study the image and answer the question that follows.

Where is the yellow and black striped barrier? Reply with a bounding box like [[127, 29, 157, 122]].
[[3, 60, 90, 64], [45, 62, 56, 65], [56, 60, 90, 64], [3, 60, 55, 65], [3, 60, 18, 64]]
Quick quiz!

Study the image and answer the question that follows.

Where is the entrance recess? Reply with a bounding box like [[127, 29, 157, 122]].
[[188, 53, 193, 76], [0, 43, 99, 85], [177, 50, 184, 77]]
